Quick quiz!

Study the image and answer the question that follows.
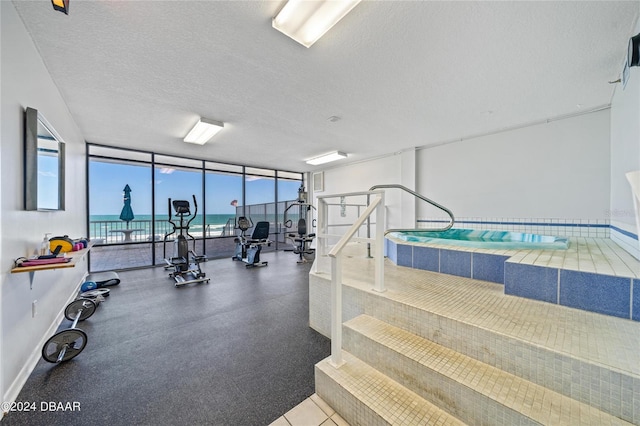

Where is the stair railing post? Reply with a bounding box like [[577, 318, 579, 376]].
[[366, 193, 372, 258], [373, 192, 386, 293], [315, 197, 328, 274], [330, 253, 344, 367]]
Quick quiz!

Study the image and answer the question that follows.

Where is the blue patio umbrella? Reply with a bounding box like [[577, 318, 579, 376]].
[[119, 184, 135, 229]]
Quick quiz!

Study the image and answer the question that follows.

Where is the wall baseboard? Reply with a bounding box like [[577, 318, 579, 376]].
[[2, 273, 87, 418]]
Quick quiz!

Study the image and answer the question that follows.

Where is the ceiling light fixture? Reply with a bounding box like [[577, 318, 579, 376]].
[[183, 118, 224, 145], [272, 0, 362, 48], [51, 0, 69, 14], [305, 151, 347, 165]]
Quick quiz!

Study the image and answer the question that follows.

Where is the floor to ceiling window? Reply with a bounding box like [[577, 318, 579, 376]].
[[153, 155, 204, 265], [243, 167, 276, 251], [204, 162, 244, 260], [88, 146, 153, 270], [278, 172, 309, 247], [87, 144, 302, 272]]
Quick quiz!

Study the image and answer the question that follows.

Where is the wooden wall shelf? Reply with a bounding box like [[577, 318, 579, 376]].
[[11, 243, 92, 274]]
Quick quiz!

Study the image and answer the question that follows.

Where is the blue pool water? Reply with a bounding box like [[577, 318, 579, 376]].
[[389, 229, 569, 250]]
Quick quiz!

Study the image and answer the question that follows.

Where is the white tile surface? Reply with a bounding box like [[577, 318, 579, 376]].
[[309, 236, 640, 425], [269, 416, 291, 426], [273, 395, 350, 426], [311, 393, 335, 417], [284, 397, 331, 426]]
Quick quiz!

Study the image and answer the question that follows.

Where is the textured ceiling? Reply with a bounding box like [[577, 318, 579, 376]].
[[11, 1, 639, 172]]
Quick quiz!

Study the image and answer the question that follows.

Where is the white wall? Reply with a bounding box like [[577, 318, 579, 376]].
[[400, 149, 417, 227], [317, 155, 403, 230], [318, 109, 612, 238], [610, 16, 640, 259], [416, 110, 611, 221], [1, 2, 87, 406]]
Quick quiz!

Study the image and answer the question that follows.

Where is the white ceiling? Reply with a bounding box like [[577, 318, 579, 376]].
[[12, 1, 639, 173]]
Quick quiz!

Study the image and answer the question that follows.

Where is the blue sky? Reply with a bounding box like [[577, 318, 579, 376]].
[[89, 161, 300, 216], [38, 155, 60, 209]]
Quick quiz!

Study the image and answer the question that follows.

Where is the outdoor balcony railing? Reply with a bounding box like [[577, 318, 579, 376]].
[[89, 200, 305, 245], [88, 219, 236, 244]]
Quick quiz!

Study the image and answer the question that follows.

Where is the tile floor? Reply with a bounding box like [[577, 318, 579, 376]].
[[269, 394, 350, 426], [311, 242, 640, 424], [332, 245, 640, 377], [509, 237, 640, 278], [272, 236, 640, 426]]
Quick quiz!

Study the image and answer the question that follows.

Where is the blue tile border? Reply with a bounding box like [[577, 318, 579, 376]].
[[386, 239, 397, 264], [440, 249, 471, 278], [419, 219, 609, 228], [559, 270, 631, 319], [413, 246, 439, 272], [386, 238, 639, 322], [610, 225, 639, 241], [633, 279, 640, 322], [473, 253, 510, 284], [505, 263, 559, 304], [397, 244, 413, 267], [416, 220, 638, 240]]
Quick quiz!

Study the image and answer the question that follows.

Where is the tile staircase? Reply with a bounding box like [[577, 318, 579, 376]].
[[310, 244, 640, 425]]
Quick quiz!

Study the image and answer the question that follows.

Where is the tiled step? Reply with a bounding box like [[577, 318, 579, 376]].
[[343, 314, 633, 426], [309, 258, 640, 424], [315, 351, 465, 426]]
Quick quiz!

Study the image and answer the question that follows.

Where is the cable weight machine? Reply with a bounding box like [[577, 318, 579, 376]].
[[284, 185, 316, 263]]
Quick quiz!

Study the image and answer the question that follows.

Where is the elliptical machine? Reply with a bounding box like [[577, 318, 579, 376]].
[[163, 195, 210, 287], [232, 216, 271, 267]]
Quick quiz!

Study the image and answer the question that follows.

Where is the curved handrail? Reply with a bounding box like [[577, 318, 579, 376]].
[[369, 184, 455, 234]]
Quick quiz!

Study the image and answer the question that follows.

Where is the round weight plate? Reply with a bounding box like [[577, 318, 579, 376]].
[[80, 288, 110, 298], [64, 298, 96, 321], [42, 329, 88, 363]]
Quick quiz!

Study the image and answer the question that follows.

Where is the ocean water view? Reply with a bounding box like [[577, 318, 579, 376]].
[[89, 214, 237, 242], [88, 211, 302, 243]]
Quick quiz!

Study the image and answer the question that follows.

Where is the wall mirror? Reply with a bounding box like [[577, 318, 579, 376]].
[[24, 107, 65, 210]]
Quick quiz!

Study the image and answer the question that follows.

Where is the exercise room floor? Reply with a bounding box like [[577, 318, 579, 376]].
[[3, 251, 330, 426]]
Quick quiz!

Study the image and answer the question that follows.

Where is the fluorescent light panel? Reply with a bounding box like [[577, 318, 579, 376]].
[[272, 0, 362, 48], [306, 151, 347, 165], [184, 118, 224, 145]]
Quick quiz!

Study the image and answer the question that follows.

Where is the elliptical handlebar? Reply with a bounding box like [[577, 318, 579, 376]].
[[185, 194, 197, 228], [167, 198, 175, 226], [163, 195, 199, 259]]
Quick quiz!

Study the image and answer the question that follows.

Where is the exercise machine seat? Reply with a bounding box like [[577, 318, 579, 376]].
[[249, 221, 270, 242], [291, 218, 315, 242]]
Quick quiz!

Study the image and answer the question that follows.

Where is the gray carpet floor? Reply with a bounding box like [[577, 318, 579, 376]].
[[3, 251, 329, 425]]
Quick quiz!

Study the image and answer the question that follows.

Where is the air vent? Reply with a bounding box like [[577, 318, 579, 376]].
[[313, 172, 324, 192]]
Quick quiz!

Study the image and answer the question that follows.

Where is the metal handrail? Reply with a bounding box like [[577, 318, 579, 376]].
[[369, 184, 455, 234], [328, 197, 383, 258], [316, 190, 386, 368]]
